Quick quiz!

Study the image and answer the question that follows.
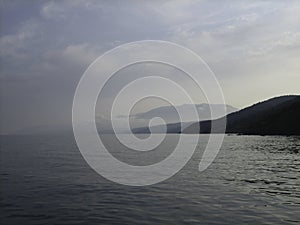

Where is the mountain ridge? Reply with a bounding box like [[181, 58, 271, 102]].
[[132, 103, 237, 133], [183, 95, 300, 135]]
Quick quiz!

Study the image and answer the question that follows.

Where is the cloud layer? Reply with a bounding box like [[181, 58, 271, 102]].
[[0, 0, 299, 133]]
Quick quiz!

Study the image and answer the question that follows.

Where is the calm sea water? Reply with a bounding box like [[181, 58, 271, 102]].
[[0, 135, 299, 224]]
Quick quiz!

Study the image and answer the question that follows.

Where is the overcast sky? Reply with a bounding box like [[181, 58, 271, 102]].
[[0, 0, 300, 134]]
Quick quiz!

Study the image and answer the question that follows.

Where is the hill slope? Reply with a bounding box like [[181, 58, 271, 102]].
[[183, 95, 300, 135], [132, 104, 237, 133]]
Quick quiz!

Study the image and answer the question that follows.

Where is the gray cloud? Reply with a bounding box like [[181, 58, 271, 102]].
[[0, 0, 300, 134]]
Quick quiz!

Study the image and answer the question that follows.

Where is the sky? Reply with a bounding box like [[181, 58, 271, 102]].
[[0, 0, 300, 134]]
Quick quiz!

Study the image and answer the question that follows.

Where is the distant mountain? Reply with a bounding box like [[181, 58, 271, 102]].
[[133, 104, 237, 123], [132, 121, 193, 134], [132, 104, 237, 133], [183, 95, 300, 135]]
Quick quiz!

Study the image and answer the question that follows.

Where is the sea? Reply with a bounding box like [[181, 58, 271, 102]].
[[0, 134, 299, 224]]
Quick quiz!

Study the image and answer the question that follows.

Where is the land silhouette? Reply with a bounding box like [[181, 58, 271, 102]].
[[133, 95, 300, 135], [183, 95, 300, 135]]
